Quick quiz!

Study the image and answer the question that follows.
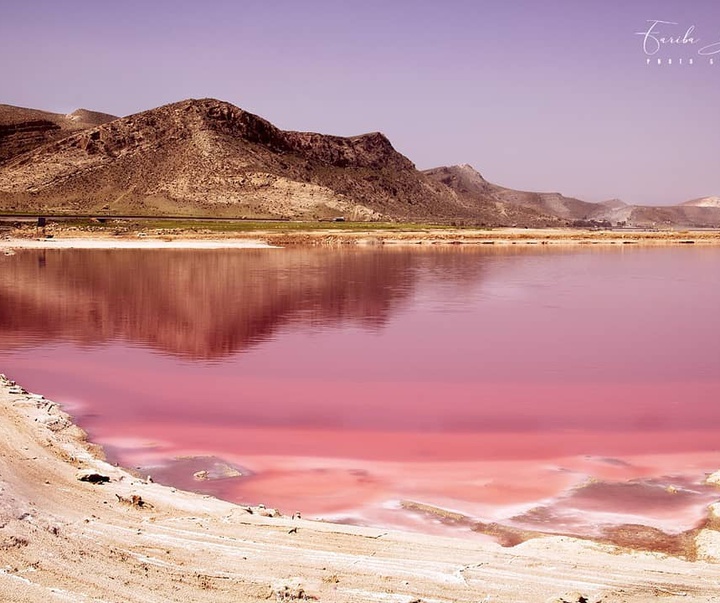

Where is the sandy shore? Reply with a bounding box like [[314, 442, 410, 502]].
[[1, 375, 720, 602], [2, 226, 720, 250]]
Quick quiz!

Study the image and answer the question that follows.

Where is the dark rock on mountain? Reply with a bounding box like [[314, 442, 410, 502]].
[[0, 104, 117, 163]]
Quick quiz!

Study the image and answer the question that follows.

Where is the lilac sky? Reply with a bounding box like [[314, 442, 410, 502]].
[[1, 0, 719, 205]]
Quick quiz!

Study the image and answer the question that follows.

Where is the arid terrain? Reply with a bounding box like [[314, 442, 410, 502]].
[[0, 99, 528, 224], [423, 165, 720, 228], [1, 99, 719, 228], [0, 104, 117, 163]]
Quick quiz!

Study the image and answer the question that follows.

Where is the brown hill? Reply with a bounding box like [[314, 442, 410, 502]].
[[0, 104, 117, 163], [624, 204, 720, 228], [0, 99, 559, 224], [425, 165, 720, 228], [424, 164, 602, 223]]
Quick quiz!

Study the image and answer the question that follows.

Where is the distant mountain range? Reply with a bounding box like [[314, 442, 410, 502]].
[[0, 99, 718, 227], [423, 165, 720, 228]]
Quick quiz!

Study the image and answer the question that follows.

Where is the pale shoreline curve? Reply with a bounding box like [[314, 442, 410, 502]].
[[1, 374, 720, 602]]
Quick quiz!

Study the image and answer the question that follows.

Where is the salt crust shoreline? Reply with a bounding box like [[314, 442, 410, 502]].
[[2, 227, 720, 250], [1, 375, 720, 602], [1, 237, 276, 250]]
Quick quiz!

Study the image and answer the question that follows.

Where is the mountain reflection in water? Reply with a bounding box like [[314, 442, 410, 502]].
[[0, 247, 485, 358]]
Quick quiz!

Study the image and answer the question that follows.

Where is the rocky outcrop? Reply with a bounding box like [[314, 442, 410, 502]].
[[0, 104, 117, 163]]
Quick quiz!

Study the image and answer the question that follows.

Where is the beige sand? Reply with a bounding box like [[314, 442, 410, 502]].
[[1, 375, 719, 602]]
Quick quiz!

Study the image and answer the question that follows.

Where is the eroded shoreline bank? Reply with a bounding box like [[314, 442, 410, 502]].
[[1, 374, 720, 602]]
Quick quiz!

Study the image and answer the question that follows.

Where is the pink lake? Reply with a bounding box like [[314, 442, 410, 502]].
[[1, 245, 719, 540]]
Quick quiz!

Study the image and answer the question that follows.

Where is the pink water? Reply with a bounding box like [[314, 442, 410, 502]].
[[1, 246, 719, 539]]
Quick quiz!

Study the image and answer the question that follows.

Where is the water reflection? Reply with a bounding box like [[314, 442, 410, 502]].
[[0, 247, 490, 358]]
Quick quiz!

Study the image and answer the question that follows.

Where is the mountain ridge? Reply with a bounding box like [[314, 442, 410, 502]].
[[1, 98, 718, 227], [0, 99, 553, 224], [423, 164, 720, 227]]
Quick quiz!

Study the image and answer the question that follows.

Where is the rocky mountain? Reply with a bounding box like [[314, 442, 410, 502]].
[[0, 104, 117, 163], [423, 165, 595, 223], [0, 98, 717, 226], [425, 165, 720, 228], [0, 99, 561, 224]]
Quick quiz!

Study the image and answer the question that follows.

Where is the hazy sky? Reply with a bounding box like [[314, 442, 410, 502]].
[[1, 0, 719, 205]]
